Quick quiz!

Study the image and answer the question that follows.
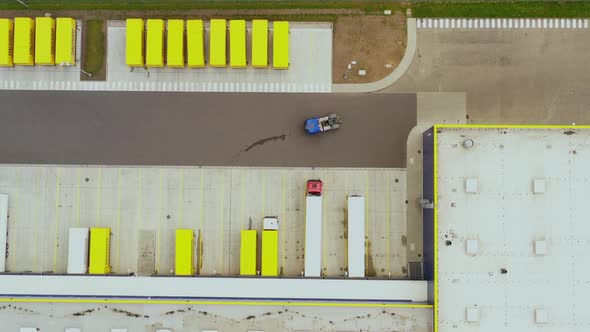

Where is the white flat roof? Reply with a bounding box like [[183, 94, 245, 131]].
[[435, 126, 590, 332], [0, 275, 427, 303]]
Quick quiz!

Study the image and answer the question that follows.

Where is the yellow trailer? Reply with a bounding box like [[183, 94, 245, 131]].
[[209, 19, 226, 67], [240, 230, 257, 276], [166, 19, 184, 68], [251, 19, 268, 68], [34, 17, 55, 65], [125, 18, 144, 67], [146, 19, 164, 68], [272, 21, 289, 70], [175, 229, 195, 276], [187, 19, 204, 68], [261, 230, 278, 277], [13, 17, 34, 66], [89, 228, 111, 275], [55, 17, 76, 66], [0, 19, 13, 67], [229, 20, 246, 68]]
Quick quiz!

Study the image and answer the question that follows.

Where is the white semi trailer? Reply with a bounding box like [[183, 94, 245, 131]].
[[67, 228, 89, 274], [347, 195, 365, 278], [304, 180, 323, 277]]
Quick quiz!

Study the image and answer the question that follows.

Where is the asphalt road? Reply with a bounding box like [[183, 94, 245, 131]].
[[0, 91, 416, 167]]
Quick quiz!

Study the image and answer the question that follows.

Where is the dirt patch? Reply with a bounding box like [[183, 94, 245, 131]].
[[81, 19, 107, 81], [333, 12, 407, 84]]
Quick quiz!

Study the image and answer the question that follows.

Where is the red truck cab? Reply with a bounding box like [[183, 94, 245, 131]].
[[306, 179, 323, 196]]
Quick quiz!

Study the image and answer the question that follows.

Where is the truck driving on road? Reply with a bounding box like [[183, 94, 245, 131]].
[[305, 114, 341, 135]]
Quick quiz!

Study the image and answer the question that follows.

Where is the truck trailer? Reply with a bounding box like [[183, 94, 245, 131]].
[[67, 228, 89, 274], [304, 180, 322, 277]]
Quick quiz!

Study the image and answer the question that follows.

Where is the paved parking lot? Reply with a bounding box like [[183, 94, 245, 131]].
[[0, 165, 407, 278], [386, 25, 590, 124]]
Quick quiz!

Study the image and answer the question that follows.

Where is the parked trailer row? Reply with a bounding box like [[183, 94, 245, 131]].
[[0, 17, 76, 67], [125, 18, 289, 69]]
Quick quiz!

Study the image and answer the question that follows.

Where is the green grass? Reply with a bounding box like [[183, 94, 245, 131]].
[[412, 2, 590, 18], [82, 20, 105, 77]]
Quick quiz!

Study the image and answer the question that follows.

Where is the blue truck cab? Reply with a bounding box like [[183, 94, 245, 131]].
[[304, 114, 341, 135]]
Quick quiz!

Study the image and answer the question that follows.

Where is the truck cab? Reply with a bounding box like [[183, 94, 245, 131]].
[[306, 179, 323, 196], [305, 114, 341, 135]]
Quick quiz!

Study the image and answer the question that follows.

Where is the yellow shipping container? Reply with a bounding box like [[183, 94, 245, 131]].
[[251, 20, 268, 68], [261, 230, 278, 277], [175, 229, 195, 276], [125, 18, 144, 67], [0, 19, 14, 67], [146, 19, 164, 68], [209, 19, 226, 67], [272, 21, 289, 70], [187, 19, 204, 68], [13, 17, 34, 66], [35, 17, 55, 65], [55, 17, 76, 66], [89, 228, 111, 275], [229, 20, 246, 68], [166, 19, 184, 68], [240, 230, 257, 276]]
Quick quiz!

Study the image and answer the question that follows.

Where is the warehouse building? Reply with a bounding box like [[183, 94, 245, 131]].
[[166, 19, 184, 68], [13, 17, 34, 66], [0, 19, 13, 66], [55, 17, 76, 66], [423, 125, 590, 332], [34, 17, 55, 65], [186, 19, 204, 68], [125, 18, 144, 67]]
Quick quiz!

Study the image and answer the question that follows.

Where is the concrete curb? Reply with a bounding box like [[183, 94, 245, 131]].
[[332, 18, 417, 93]]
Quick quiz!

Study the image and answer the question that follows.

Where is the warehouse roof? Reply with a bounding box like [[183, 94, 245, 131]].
[[432, 125, 590, 332]]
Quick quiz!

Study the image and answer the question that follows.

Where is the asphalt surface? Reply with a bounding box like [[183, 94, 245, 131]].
[[0, 91, 416, 167]]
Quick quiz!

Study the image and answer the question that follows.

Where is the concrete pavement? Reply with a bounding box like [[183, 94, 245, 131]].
[[0, 91, 416, 168], [383, 26, 590, 124]]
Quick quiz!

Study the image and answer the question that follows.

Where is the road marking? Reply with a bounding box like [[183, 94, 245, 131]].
[[75, 168, 81, 226], [0, 297, 433, 308], [178, 169, 184, 228], [156, 169, 164, 274], [9, 168, 21, 270], [365, 171, 369, 273], [52, 167, 61, 272], [32, 170, 42, 272], [281, 172, 286, 275], [219, 170, 225, 275], [418, 17, 589, 29], [386, 174, 391, 274], [115, 168, 122, 272], [240, 169, 245, 231], [97, 168, 102, 224], [322, 177, 327, 275]]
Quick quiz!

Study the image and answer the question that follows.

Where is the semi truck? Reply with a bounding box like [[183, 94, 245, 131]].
[[304, 180, 323, 277], [304, 114, 341, 135], [262, 216, 279, 276]]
